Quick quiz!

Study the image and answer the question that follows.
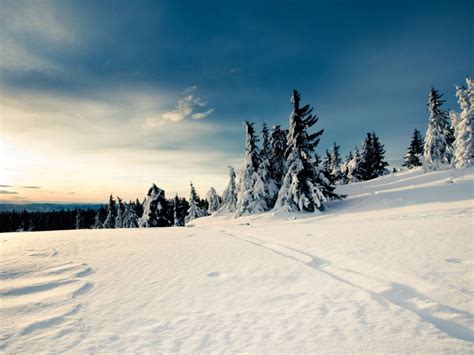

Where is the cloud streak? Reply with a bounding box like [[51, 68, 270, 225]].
[[146, 86, 214, 126], [0, 190, 19, 195]]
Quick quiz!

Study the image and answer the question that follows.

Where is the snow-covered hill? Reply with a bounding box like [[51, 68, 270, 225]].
[[1, 167, 473, 353]]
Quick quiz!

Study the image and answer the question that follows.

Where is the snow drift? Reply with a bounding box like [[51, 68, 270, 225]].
[[0, 167, 473, 353]]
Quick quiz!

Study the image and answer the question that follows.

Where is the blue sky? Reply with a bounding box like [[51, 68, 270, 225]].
[[0, 0, 472, 202]]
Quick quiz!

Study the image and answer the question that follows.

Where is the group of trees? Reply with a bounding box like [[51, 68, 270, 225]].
[[0, 208, 98, 233], [2, 80, 471, 233], [402, 77, 473, 170]]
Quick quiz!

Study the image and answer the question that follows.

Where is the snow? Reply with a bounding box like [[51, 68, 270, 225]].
[[1, 167, 473, 353]]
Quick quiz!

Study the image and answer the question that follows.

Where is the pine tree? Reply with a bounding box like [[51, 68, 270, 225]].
[[274, 90, 340, 212], [403, 129, 424, 168], [122, 202, 139, 228], [347, 147, 363, 183], [424, 87, 454, 169], [340, 151, 353, 184], [359, 132, 389, 180], [219, 166, 238, 213], [235, 121, 278, 217], [93, 212, 102, 229], [186, 182, 207, 223], [75, 209, 83, 229], [269, 125, 287, 185], [206, 187, 222, 213], [139, 184, 170, 227], [453, 78, 473, 169], [323, 149, 332, 178], [134, 198, 144, 217], [103, 195, 117, 229], [115, 197, 125, 228], [322, 142, 342, 183], [329, 142, 342, 183], [261, 122, 271, 160]]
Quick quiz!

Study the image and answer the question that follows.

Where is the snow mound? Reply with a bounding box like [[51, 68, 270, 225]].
[[1, 167, 473, 353]]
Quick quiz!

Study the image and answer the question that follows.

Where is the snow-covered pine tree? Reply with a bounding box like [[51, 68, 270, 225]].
[[115, 197, 124, 228], [261, 122, 271, 161], [329, 142, 343, 183], [453, 78, 473, 169], [219, 166, 238, 213], [134, 198, 144, 217], [139, 184, 170, 227], [186, 182, 207, 223], [424, 87, 454, 170], [75, 209, 83, 229], [403, 129, 424, 168], [359, 133, 373, 180], [347, 147, 363, 183], [93, 212, 102, 229], [269, 125, 287, 185], [340, 151, 353, 184], [122, 202, 139, 228], [206, 187, 222, 213], [235, 121, 278, 217], [322, 149, 332, 179], [172, 195, 183, 226], [103, 195, 117, 229], [235, 121, 262, 216], [323, 142, 342, 183], [360, 132, 389, 180], [274, 90, 340, 212]]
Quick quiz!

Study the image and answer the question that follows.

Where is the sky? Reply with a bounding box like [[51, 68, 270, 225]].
[[0, 0, 472, 203]]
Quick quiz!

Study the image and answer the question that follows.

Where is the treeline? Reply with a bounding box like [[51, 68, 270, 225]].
[[0, 209, 98, 233]]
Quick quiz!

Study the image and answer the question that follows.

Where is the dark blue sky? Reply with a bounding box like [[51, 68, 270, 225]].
[[1, 0, 473, 201]]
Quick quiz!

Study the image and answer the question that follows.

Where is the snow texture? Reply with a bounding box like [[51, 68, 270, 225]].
[[1, 166, 473, 353]]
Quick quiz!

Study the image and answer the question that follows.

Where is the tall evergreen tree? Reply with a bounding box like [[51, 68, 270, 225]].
[[323, 142, 342, 183], [219, 166, 238, 213], [134, 198, 144, 217], [139, 184, 170, 227], [359, 132, 389, 180], [269, 125, 287, 185], [424, 87, 454, 169], [340, 151, 353, 184], [206, 187, 222, 213], [115, 197, 125, 228], [236, 121, 278, 216], [122, 202, 139, 228], [329, 142, 342, 183], [274, 90, 340, 212], [453, 78, 473, 169], [403, 129, 424, 168], [93, 212, 102, 229], [347, 147, 363, 183], [261, 122, 271, 160], [186, 182, 207, 223], [103, 195, 117, 229], [75, 209, 83, 229]]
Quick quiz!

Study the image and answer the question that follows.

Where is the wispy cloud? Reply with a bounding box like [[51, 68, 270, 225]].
[[22, 186, 41, 189], [0, 185, 12, 187], [0, 190, 19, 195], [146, 86, 214, 126]]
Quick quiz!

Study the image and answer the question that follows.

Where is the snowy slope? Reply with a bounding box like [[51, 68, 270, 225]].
[[1, 167, 473, 353]]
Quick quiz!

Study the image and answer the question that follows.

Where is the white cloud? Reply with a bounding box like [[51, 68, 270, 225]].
[[149, 86, 214, 126], [191, 108, 215, 120]]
